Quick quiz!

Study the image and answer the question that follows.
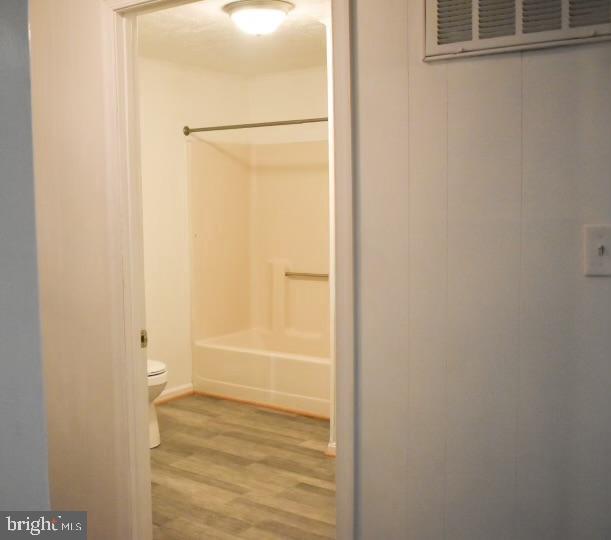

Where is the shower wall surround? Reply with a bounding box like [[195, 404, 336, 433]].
[[190, 139, 331, 416]]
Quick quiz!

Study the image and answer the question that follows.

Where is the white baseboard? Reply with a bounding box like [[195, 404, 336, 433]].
[[155, 383, 193, 404]]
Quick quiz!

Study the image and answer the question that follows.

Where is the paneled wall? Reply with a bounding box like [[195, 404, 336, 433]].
[[354, 0, 611, 538]]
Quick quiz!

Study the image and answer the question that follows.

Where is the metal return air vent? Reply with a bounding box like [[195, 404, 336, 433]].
[[426, 0, 611, 60], [523, 0, 562, 33], [570, 0, 611, 27], [437, 0, 472, 44], [479, 0, 516, 39]]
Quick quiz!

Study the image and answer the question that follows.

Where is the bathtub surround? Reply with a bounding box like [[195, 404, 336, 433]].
[[190, 140, 330, 416], [250, 142, 330, 342], [189, 142, 251, 340]]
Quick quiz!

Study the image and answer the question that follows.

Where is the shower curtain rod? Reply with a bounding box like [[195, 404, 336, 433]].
[[183, 117, 328, 136]]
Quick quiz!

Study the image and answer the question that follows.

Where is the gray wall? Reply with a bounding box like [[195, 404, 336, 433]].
[[0, 0, 49, 510]]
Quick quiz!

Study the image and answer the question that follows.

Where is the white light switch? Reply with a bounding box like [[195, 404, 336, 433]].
[[584, 225, 611, 276]]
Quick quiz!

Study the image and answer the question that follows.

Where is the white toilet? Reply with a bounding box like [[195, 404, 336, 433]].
[[147, 359, 168, 449]]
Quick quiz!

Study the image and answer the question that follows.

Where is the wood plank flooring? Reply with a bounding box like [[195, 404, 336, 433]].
[[151, 394, 336, 540]]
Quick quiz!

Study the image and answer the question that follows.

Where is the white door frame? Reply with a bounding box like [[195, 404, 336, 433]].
[[102, 0, 355, 538]]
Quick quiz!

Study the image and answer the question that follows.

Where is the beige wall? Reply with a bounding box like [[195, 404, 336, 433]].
[[354, 0, 611, 538], [139, 58, 248, 391], [247, 65, 328, 123]]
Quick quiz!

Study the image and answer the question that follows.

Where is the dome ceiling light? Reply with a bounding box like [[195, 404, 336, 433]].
[[223, 0, 294, 36]]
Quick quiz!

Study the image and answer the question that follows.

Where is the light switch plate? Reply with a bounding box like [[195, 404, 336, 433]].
[[584, 225, 611, 276]]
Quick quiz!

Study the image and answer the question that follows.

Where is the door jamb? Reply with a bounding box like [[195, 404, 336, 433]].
[[102, 1, 355, 538]]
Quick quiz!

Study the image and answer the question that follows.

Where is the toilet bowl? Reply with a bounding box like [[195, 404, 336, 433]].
[[147, 359, 168, 449]]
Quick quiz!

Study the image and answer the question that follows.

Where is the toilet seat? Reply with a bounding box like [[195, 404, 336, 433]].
[[147, 359, 167, 377]]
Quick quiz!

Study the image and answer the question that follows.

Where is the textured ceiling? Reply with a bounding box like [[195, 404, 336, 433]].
[[138, 0, 329, 76]]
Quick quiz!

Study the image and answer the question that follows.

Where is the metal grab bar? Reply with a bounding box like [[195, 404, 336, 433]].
[[285, 271, 329, 280]]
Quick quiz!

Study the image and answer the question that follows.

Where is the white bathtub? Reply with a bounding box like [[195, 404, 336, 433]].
[[193, 329, 330, 418]]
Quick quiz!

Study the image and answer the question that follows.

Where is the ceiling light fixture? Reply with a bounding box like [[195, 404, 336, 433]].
[[223, 0, 294, 36]]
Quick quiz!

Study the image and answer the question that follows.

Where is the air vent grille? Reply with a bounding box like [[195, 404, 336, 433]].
[[569, 0, 611, 27], [479, 0, 517, 38], [437, 0, 473, 44], [426, 0, 611, 59], [523, 0, 562, 33]]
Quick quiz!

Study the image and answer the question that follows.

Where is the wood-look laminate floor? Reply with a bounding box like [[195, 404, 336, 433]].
[[151, 395, 336, 540]]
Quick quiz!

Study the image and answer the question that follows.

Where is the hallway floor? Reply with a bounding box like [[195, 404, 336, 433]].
[[151, 395, 336, 539]]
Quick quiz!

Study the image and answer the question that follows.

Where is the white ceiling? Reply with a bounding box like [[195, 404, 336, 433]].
[[138, 0, 329, 76]]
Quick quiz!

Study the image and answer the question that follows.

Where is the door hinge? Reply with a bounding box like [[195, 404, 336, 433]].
[[140, 329, 148, 349]]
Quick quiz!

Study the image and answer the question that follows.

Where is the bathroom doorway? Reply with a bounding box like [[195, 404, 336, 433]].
[[128, 0, 345, 537]]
